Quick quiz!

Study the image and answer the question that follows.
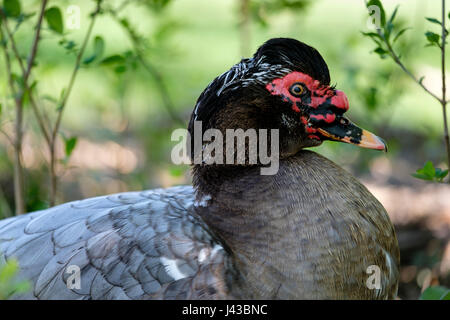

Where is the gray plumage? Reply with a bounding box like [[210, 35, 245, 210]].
[[0, 186, 228, 299]]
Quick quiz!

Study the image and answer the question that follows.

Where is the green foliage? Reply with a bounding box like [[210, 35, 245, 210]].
[[2, 0, 21, 18], [64, 136, 77, 158], [412, 161, 449, 182], [45, 6, 64, 35], [60, 134, 78, 165], [101, 54, 126, 65], [363, 0, 449, 183], [420, 286, 450, 300], [59, 39, 77, 54], [83, 36, 105, 65], [144, 0, 173, 12], [0, 258, 30, 299], [424, 31, 440, 48], [250, 0, 311, 27], [363, 1, 406, 59]]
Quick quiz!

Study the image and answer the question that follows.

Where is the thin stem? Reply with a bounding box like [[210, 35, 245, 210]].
[[109, 4, 184, 125], [239, 0, 251, 57], [0, 0, 48, 214], [379, 28, 442, 103], [49, 0, 103, 205], [0, 26, 24, 215], [441, 0, 450, 182], [1, 13, 51, 145]]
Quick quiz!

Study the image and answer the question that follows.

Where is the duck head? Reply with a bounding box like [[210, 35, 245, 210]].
[[188, 38, 386, 162]]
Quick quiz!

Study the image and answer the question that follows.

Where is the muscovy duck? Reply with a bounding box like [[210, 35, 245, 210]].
[[0, 38, 399, 300]]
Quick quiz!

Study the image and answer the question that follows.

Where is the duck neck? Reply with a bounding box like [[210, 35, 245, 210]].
[[192, 156, 310, 298]]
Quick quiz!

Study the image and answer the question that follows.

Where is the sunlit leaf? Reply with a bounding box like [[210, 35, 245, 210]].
[[422, 161, 435, 177], [64, 136, 77, 158], [0, 259, 18, 282], [412, 161, 448, 182], [169, 166, 184, 177], [45, 6, 64, 34], [0, 258, 31, 299]]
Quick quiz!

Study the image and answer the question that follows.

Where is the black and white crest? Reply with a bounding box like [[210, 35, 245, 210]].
[[190, 38, 331, 124], [192, 56, 291, 121]]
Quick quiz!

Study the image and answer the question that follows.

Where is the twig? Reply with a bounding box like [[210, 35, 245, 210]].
[[49, 0, 103, 205], [440, 0, 450, 182], [373, 2, 450, 182], [0, 27, 18, 101], [0, 0, 48, 214], [239, 0, 251, 57], [108, 4, 184, 126], [378, 28, 442, 103], [1, 13, 51, 145]]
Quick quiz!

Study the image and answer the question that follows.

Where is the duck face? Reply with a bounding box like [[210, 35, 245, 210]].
[[266, 70, 386, 151], [189, 38, 386, 162]]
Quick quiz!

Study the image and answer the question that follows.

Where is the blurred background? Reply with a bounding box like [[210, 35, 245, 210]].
[[0, 0, 449, 299]]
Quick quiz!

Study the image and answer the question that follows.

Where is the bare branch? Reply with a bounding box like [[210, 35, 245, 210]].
[[49, 0, 103, 205], [440, 0, 450, 182], [377, 27, 442, 103], [51, 1, 103, 141]]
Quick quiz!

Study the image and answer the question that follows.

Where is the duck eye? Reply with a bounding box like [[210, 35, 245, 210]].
[[339, 117, 349, 125], [289, 83, 304, 97]]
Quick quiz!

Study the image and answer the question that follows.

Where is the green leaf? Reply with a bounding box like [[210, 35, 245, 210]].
[[100, 55, 125, 65], [388, 5, 399, 25], [3, 0, 21, 18], [373, 46, 388, 57], [422, 160, 435, 177], [0, 259, 18, 282], [64, 136, 77, 158], [169, 166, 184, 177], [412, 161, 448, 182], [393, 27, 410, 43], [114, 65, 127, 73], [83, 36, 104, 65], [145, 0, 172, 12], [45, 7, 63, 34], [411, 173, 433, 181], [361, 31, 381, 39], [435, 168, 449, 179], [425, 31, 441, 47], [426, 17, 442, 26], [12, 281, 30, 294], [367, 0, 386, 27], [384, 5, 399, 40], [420, 286, 450, 300], [0, 103, 2, 117]]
